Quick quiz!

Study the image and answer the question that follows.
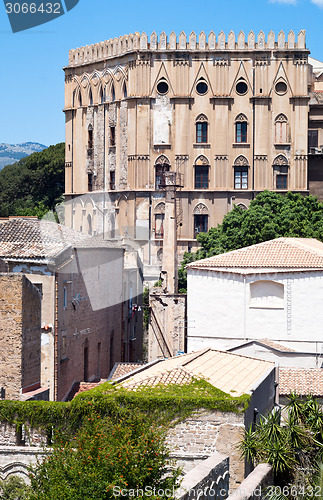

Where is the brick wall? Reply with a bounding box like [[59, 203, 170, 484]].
[[0, 275, 41, 400]]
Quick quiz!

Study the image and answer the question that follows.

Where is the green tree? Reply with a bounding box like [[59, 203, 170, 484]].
[[0, 143, 65, 218], [27, 410, 180, 500], [178, 191, 323, 291], [239, 394, 323, 488]]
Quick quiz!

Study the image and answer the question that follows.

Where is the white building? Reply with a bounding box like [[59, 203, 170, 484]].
[[187, 238, 323, 354]]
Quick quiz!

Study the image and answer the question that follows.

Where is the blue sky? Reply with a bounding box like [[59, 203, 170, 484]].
[[1, 0, 323, 146]]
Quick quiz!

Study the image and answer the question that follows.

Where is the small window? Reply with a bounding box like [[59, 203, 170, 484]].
[[110, 126, 116, 147], [250, 280, 284, 309], [234, 166, 248, 189], [155, 214, 164, 239], [236, 81, 248, 95], [88, 128, 93, 150], [308, 129, 318, 150], [275, 81, 287, 95], [110, 171, 115, 190], [274, 165, 288, 190], [157, 80, 169, 95], [195, 165, 209, 189], [78, 92, 82, 107], [194, 214, 208, 238], [88, 173, 93, 192], [196, 122, 208, 143], [123, 83, 127, 99], [236, 122, 247, 143], [100, 87, 105, 104], [111, 85, 115, 101], [89, 88, 93, 106], [63, 287, 67, 308], [275, 115, 289, 144], [196, 80, 208, 95]]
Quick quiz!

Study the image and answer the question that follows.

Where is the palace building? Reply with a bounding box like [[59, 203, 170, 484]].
[[64, 29, 319, 280]]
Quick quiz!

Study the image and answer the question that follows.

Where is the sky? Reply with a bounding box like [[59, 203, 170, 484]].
[[1, 0, 323, 146]]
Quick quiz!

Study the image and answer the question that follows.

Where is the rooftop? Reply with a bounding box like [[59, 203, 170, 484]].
[[0, 218, 118, 261], [187, 238, 323, 274], [117, 349, 274, 397], [279, 368, 323, 397]]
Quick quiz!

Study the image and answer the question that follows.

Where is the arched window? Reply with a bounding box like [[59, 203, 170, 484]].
[[273, 155, 289, 190], [89, 88, 93, 106], [275, 114, 289, 144], [154, 202, 165, 239], [195, 114, 208, 144], [235, 114, 248, 143], [193, 203, 209, 238], [234, 155, 249, 189], [111, 84, 115, 101], [194, 155, 209, 189], [78, 91, 82, 107], [155, 155, 170, 190], [123, 83, 127, 99], [250, 280, 284, 309]]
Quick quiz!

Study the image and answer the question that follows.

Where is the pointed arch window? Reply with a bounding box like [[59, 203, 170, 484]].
[[235, 114, 248, 143], [194, 155, 209, 189], [155, 155, 170, 190], [193, 203, 209, 238], [111, 84, 115, 101], [78, 90, 82, 107], [154, 202, 165, 239], [196, 114, 208, 144], [89, 88, 93, 106], [273, 155, 289, 190], [275, 114, 289, 144], [234, 155, 249, 189], [123, 83, 127, 99]]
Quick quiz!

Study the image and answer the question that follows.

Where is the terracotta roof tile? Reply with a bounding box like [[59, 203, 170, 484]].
[[118, 349, 274, 397], [258, 339, 295, 352], [187, 238, 323, 271], [0, 218, 92, 260], [110, 362, 145, 381], [279, 368, 323, 396]]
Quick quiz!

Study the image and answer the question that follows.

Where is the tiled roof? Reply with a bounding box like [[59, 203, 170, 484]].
[[109, 362, 145, 381], [122, 367, 195, 390], [0, 218, 91, 260], [187, 238, 323, 272], [279, 368, 323, 396], [258, 339, 295, 352], [73, 381, 105, 398], [118, 349, 274, 397]]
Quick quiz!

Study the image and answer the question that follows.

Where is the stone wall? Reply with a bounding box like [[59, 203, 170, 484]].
[[176, 452, 229, 500], [0, 274, 41, 400], [0, 446, 49, 482], [167, 410, 245, 489], [226, 464, 272, 500]]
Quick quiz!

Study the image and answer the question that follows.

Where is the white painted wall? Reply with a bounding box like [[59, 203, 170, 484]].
[[187, 269, 323, 354]]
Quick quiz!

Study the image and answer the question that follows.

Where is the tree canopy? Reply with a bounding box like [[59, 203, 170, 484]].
[[178, 191, 323, 291], [0, 143, 65, 218]]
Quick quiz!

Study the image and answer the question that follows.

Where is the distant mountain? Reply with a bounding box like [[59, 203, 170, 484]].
[[0, 142, 47, 170]]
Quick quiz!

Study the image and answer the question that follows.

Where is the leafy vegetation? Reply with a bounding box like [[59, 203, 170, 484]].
[[0, 143, 65, 217], [0, 476, 28, 499], [239, 394, 323, 490], [0, 381, 249, 499], [178, 191, 323, 291], [28, 409, 180, 500]]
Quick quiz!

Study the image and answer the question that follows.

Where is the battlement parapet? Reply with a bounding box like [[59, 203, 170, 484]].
[[68, 30, 307, 67]]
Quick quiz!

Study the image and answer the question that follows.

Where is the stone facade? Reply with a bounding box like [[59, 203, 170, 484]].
[[0, 274, 41, 400], [64, 29, 312, 280], [168, 410, 245, 489]]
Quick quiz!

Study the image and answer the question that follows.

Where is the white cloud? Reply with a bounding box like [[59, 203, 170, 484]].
[[311, 0, 323, 7], [269, 0, 297, 4]]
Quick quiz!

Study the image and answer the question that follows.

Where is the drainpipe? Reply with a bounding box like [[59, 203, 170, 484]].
[[54, 276, 58, 401], [243, 274, 247, 339]]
